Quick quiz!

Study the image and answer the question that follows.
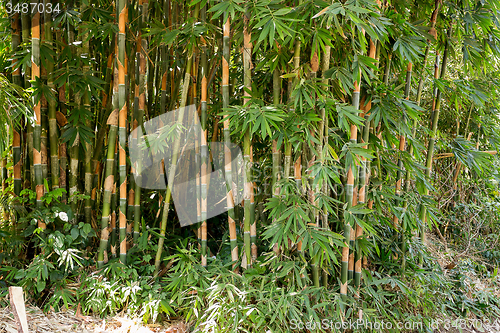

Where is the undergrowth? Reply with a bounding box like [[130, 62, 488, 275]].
[[1, 186, 500, 332], [1, 236, 499, 332]]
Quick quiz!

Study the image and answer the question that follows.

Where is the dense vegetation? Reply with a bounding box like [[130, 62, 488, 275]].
[[2, 0, 500, 331]]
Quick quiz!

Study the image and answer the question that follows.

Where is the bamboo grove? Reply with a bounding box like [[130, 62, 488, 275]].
[[2, 0, 500, 312]]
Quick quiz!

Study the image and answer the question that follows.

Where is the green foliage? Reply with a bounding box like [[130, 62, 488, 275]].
[[2, 0, 500, 330]]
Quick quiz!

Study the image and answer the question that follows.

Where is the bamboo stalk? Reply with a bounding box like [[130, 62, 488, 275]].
[[320, 44, 331, 287], [392, 62, 412, 262], [353, 39, 377, 290], [32, 11, 44, 226], [199, 4, 208, 267], [222, 17, 239, 270], [134, 0, 148, 244], [21, 10, 32, 191], [44, 5, 58, 192], [341, 79, 360, 298], [154, 44, 195, 275], [418, 25, 451, 265], [271, 68, 281, 256], [12, 5, 22, 198], [81, 2, 93, 228], [308, 50, 320, 288], [250, 150, 257, 263], [40, 15, 48, 185], [117, 0, 128, 264], [68, 28, 80, 223], [97, 52, 119, 268], [58, 85, 67, 203], [242, 7, 254, 268]]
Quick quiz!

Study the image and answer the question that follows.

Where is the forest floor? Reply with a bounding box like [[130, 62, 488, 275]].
[[0, 306, 189, 333], [1, 234, 499, 333], [1, 303, 499, 333]]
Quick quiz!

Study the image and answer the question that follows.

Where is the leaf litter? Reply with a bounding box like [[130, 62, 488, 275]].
[[0, 305, 188, 333]]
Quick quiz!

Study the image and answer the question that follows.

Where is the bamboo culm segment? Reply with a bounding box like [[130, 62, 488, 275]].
[[154, 54, 194, 276], [200, 4, 208, 267], [222, 17, 239, 270], [242, 7, 254, 268], [341, 80, 360, 298]]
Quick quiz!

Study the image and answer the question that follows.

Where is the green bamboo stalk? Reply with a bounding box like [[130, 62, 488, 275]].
[[341, 79, 360, 299], [1, 146, 7, 222], [355, 107, 370, 289], [58, 85, 67, 203], [44, 6, 59, 191], [402, 4, 439, 269], [222, 17, 239, 270], [68, 28, 80, 223], [271, 68, 281, 255], [383, 54, 392, 85], [354, 39, 376, 290], [404, 0, 442, 191], [22, 9, 32, 192], [81, 3, 93, 227], [242, 7, 254, 268], [348, 178, 358, 282], [21, 9, 30, 88], [250, 154, 257, 263], [129, 28, 137, 237], [321, 45, 332, 287], [41, 60, 48, 185], [200, 3, 208, 267], [243, 131, 252, 267], [396, 62, 412, 268], [289, 30, 304, 279], [309, 50, 320, 288], [12, 5, 22, 198], [284, 36, 301, 182], [97, 44, 119, 268], [118, 0, 128, 265], [391, 63, 412, 241], [134, 0, 148, 244], [418, 25, 451, 265], [92, 51, 114, 218], [32, 11, 44, 223], [153, 55, 193, 276]]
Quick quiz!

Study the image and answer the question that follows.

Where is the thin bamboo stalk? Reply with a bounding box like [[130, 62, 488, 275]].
[[320, 45, 331, 287], [134, 0, 148, 244], [418, 25, 451, 264], [199, 4, 208, 267], [58, 85, 67, 203], [222, 17, 239, 270], [32, 11, 44, 226], [68, 28, 80, 223], [81, 3, 93, 227], [353, 39, 376, 290], [97, 56, 118, 268], [118, 0, 128, 265], [12, 5, 22, 198], [154, 54, 193, 276], [44, 6, 58, 192], [271, 68, 281, 256], [242, 7, 254, 268], [394, 62, 412, 267], [341, 79, 360, 299]]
